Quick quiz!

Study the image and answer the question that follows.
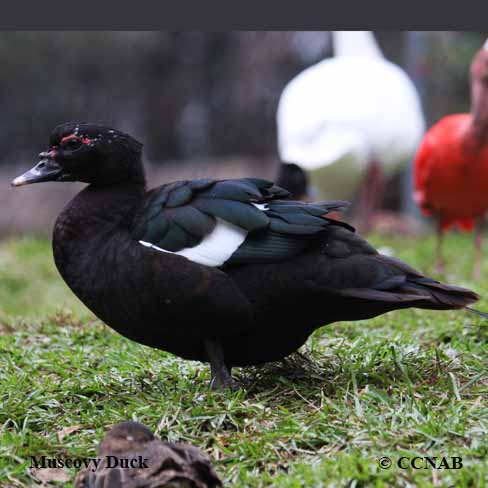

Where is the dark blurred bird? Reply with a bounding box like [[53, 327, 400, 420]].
[[276, 162, 311, 201], [414, 39, 488, 278], [74, 421, 221, 488], [12, 123, 480, 389]]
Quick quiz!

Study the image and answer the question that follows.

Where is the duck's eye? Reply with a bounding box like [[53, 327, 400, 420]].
[[61, 137, 82, 150]]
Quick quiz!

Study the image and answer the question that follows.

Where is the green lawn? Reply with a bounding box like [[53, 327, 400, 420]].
[[1, 234, 488, 487]]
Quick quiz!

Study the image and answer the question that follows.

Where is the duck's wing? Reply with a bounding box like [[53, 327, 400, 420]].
[[131, 177, 351, 268]]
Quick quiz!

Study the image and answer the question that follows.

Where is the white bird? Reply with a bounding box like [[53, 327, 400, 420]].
[[277, 31, 425, 231]]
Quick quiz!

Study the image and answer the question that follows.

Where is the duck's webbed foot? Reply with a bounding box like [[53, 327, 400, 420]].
[[203, 339, 237, 391]]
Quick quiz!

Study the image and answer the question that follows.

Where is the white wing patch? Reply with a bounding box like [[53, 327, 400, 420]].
[[252, 203, 269, 211], [139, 218, 247, 267]]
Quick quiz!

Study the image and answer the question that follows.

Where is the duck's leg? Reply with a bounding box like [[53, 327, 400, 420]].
[[473, 217, 485, 280], [203, 339, 236, 390], [435, 218, 445, 274]]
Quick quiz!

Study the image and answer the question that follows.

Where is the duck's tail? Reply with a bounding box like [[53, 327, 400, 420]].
[[400, 276, 480, 311], [334, 254, 481, 316]]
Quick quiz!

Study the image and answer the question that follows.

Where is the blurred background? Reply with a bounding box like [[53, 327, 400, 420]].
[[1, 31, 487, 236]]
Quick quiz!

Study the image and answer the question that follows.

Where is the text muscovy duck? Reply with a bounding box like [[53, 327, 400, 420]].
[[12, 123, 481, 389]]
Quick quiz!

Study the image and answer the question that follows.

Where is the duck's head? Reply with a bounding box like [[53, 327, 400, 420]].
[[12, 122, 145, 188], [99, 421, 155, 453]]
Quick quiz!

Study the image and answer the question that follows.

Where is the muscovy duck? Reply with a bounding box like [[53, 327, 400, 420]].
[[12, 123, 480, 389], [74, 421, 222, 488], [414, 39, 488, 278]]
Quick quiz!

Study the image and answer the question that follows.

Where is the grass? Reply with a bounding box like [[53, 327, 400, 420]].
[[1, 233, 488, 487]]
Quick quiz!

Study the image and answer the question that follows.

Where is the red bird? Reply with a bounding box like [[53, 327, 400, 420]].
[[414, 39, 488, 278]]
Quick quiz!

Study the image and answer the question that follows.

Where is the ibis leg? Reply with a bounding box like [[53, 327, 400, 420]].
[[473, 217, 484, 280], [435, 219, 445, 274], [203, 339, 236, 390]]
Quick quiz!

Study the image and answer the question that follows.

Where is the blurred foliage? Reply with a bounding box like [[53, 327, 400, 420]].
[[0, 238, 88, 318], [0, 31, 487, 168], [422, 31, 488, 124], [0, 31, 330, 164]]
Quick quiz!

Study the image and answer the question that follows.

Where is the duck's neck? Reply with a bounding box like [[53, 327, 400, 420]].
[[56, 180, 146, 242]]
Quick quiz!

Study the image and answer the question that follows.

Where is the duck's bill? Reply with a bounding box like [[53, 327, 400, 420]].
[[11, 159, 63, 187]]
